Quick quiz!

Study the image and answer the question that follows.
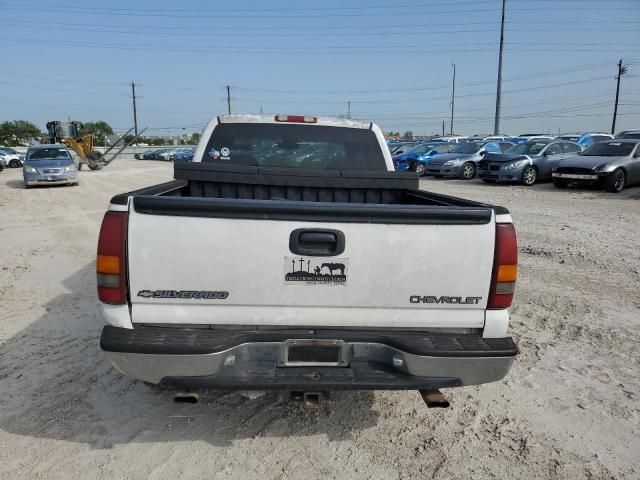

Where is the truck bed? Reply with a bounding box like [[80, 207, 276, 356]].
[[111, 163, 508, 219]]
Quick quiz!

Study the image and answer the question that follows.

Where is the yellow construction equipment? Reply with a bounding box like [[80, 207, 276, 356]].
[[45, 120, 146, 170]]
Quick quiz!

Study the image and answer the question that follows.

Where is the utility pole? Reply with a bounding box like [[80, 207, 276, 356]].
[[131, 81, 138, 137], [611, 59, 627, 135], [442, 120, 445, 136], [493, 0, 506, 135], [226, 85, 231, 115], [347, 101, 351, 119], [450, 63, 456, 135], [260, 105, 263, 115]]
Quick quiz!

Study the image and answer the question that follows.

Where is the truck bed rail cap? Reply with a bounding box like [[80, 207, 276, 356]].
[[132, 196, 493, 225], [217, 114, 371, 129]]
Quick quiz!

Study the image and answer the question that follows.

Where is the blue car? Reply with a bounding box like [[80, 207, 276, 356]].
[[173, 148, 194, 162], [556, 133, 612, 149], [23, 144, 79, 187], [576, 133, 613, 150], [392, 143, 455, 175]]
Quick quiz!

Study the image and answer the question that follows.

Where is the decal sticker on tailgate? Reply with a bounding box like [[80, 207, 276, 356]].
[[284, 256, 348, 286]]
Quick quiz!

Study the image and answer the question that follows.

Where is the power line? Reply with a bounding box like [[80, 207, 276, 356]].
[[3, 21, 638, 38], [352, 102, 615, 123], [360, 92, 635, 118], [0, 79, 128, 96], [4, 0, 638, 14], [3, 1, 637, 18], [2, 18, 638, 33], [0, 36, 489, 53], [379, 112, 636, 129], [0, 99, 130, 111], [234, 61, 616, 95], [2, 36, 638, 55], [0, 1, 503, 14], [0, 60, 618, 97]]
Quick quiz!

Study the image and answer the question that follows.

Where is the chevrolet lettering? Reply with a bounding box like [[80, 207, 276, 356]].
[[410, 296, 483, 305]]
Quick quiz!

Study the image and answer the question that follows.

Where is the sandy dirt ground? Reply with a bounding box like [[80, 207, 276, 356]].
[[0, 158, 638, 479]]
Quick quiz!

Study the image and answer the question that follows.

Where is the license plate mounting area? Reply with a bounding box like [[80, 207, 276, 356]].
[[279, 339, 348, 367]]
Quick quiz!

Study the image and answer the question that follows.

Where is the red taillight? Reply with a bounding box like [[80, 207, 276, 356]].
[[487, 223, 518, 309], [97, 211, 128, 304], [274, 114, 317, 123]]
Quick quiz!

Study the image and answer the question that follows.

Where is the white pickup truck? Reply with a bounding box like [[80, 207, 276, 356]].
[[97, 115, 518, 407]]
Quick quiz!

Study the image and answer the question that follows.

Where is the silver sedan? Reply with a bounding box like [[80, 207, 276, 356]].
[[552, 140, 640, 192]]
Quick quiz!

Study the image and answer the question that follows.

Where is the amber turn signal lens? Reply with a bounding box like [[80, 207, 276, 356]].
[[97, 254, 120, 274], [497, 264, 517, 283]]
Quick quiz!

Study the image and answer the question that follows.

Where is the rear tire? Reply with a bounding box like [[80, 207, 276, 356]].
[[552, 178, 568, 189], [521, 166, 537, 186], [460, 162, 476, 180], [605, 168, 625, 193], [9, 159, 21, 168], [86, 151, 104, 171]]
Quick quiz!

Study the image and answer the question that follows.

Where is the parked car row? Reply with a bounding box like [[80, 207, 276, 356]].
[[391, 136, 640, 193], [387, 131, 616, 161], [134, 147, 194, 162], [388, 131, 640, 192]]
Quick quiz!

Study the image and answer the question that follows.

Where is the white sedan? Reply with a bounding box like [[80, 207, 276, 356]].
[[0, 147, 25, 167]]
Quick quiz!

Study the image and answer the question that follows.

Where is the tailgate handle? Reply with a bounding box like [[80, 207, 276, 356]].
[[289, 229, 345, 256]]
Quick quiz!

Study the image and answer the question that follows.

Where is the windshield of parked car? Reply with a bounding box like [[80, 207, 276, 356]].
[[392, 143, 414, 152], [203, 123, 387, 171], [558, 135, 580, 142], [450, 142, 481, 154], [581, 142, 636, 156], [406, 143, 436, 154], [27, 148, 71, 160], [0, 147, 18, 154], [615, 132, 640, 140], [506, 141, 549, 155], [431, 144, 451, 153]]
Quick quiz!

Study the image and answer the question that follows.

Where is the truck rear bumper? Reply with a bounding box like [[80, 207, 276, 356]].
[[101, 326, 517, 390]]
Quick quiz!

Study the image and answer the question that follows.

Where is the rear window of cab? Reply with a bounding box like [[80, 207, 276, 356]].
[[203, 123, 387, 171]]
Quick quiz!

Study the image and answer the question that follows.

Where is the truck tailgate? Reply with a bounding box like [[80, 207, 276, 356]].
[[127, 198, 495, 329]]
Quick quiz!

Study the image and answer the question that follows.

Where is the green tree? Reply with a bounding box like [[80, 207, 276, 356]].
[[402, 131, 414, 140], [0, 120, 41, 146], [189, 132, 201, 145], [81, 121, 114, 146]]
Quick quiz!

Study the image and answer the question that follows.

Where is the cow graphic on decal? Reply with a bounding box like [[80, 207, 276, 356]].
[[284, 257, 348, 285]]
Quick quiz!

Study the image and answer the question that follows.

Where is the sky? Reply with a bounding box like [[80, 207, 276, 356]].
[[0, 0, 639, 137]]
